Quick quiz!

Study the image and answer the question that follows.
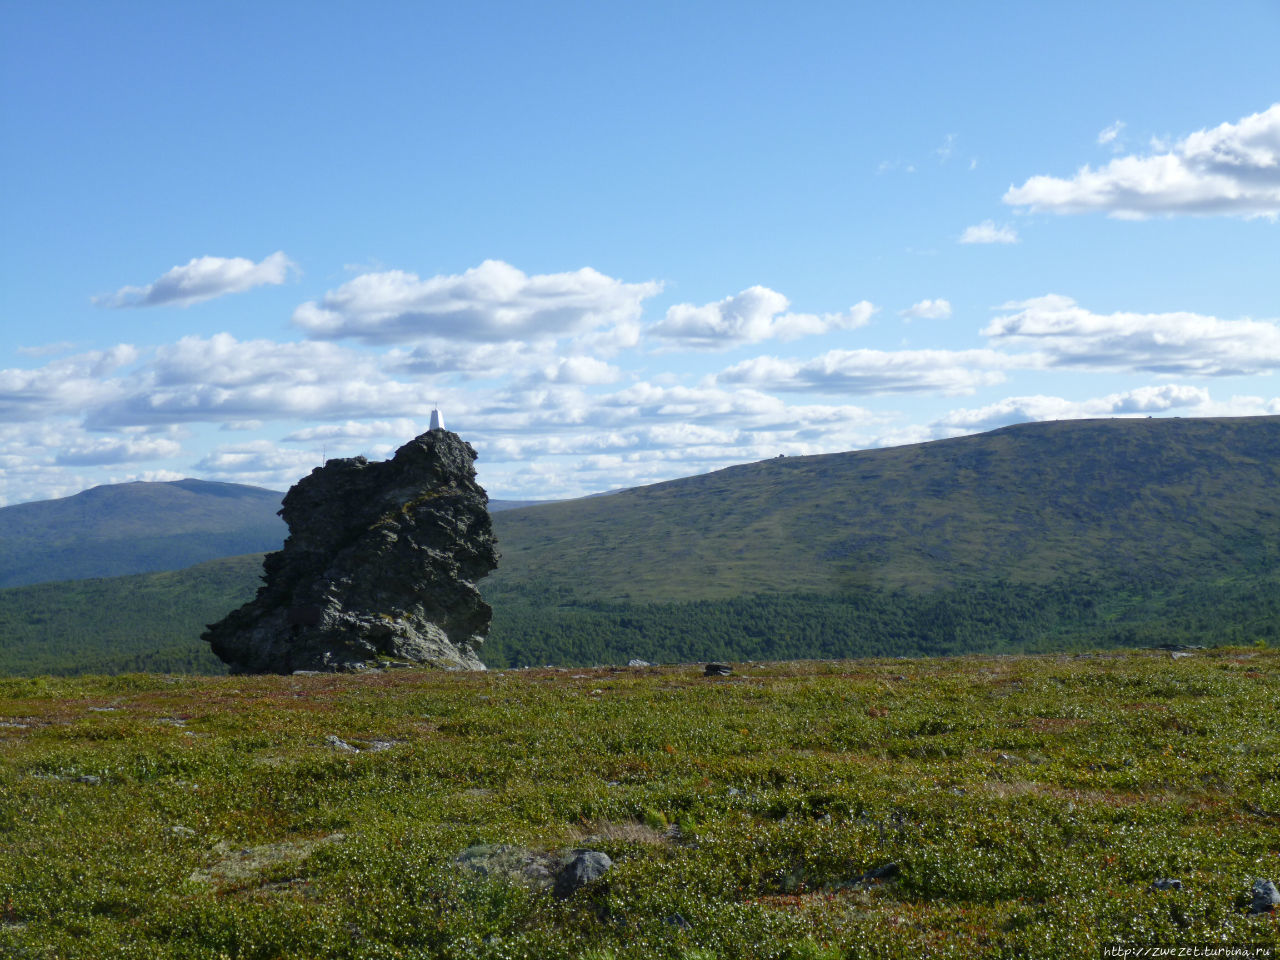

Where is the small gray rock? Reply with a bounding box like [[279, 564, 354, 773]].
[[628, 659, 652, 667], [74, 774, 102, 785], [553, 850, 613, 898], [325, 735, 358, 752], [1148, 878, 1182, 892], [1250, 878, 1279, 914], [704, 662, 732, 677], [168, 825, 197, 837]]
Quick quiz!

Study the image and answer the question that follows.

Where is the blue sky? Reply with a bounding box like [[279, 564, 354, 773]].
[[2, 1, 1278, 505]]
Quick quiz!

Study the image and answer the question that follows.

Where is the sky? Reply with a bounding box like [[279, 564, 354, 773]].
[[1, 1, 1278, 506]]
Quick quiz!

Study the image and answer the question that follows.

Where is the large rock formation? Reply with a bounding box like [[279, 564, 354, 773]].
[[203, 428, 498, 673]]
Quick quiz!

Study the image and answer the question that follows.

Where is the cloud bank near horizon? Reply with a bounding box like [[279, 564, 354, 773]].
[[5, 250, 1279, 505]]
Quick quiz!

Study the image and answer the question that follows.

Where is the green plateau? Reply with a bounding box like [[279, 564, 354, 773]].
[[1, 650, 1277, 957]]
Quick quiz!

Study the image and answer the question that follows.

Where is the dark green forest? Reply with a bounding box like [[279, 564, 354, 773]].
[[2, 550, 1275, 675]]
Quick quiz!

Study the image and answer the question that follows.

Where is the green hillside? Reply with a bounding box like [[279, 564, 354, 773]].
[[2, 416, 1279, 675], [0, 479, 287, 588], [487, 415, 1280, 601]]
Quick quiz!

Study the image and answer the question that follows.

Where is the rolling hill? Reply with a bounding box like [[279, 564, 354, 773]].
[[2, 415, 1279, 673], [0, 479, 287, 589], [485, 415, 1280, 601], [0, 477, 548, 590]]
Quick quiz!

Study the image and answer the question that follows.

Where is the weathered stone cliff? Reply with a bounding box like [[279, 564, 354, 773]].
[[203, 428, 498, 673]]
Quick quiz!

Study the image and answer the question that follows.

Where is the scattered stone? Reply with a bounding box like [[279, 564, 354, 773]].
[[1250, 878, 1280, 914], [704, 662, 732, 677], [0, 721, 29, 729], [628, 659, 652, 668], [74, 774, 102, 785], [553, 850, 613, 899], [1171, 651, 1194, 660], [292, 670, 321, 676], [87, 707, 119, 712], [663, 913, 691, 929], [203, 428, 498, 674], [997, 753, 1022, 765], [168, 825, 197, 838], [325, 735, 358, 752], [455, 844, 612, 898], [1148, 878, 1182, 892]]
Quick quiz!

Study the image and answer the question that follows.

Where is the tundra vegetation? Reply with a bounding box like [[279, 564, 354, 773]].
[[2, 649, 1277, 958]]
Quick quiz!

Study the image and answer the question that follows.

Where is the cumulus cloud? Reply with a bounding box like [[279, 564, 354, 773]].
[[194, 441, 326, 484], [86, 334, 437, 428], [54, 434, 183, 466], [293, 260, 660, 344], [984, 295, 1280, 376], [900, 299, 952, 321], [97, 252, 296, 308], [959, 220, 1019, 244], [716, 348, 1011, 395], [532, 356, 620, 385], [0, 346, 137, 421], [651, 286, 876, 348], [283, 419, 424, 443], [1004, 103, 1280, 219], [934, 384, 1211, 432]]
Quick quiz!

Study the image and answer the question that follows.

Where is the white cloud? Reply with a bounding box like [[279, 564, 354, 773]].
[[533, 356, 620, 385], [151, 333, 362, 387], [97, 252, 296, 308], [934, 384, 1211, 432], [1005, 103, 1280, 219], [283, 419, 424, 443], [0, 346, 137, 421], [717, 348, 1011, 395], [1097, 120, 1125, 145], [194, 441, 326, 486], [984, 294, 1280, 376], [293, 260, 660, 344], [86, 334, 437, 428], [54, 434, 183, 466], [959, 220, 1019, 244], [900, 299, 952, 321], [651, 286, 876, 348]]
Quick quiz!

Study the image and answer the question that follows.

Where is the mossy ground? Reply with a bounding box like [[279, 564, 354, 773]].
[[2, 649, 1278, 958]]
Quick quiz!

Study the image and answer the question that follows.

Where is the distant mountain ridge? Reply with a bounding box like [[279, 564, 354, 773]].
[[0, 479, 287, 589], [3, 416, 1279, 674], [0, 478, 553, 590]]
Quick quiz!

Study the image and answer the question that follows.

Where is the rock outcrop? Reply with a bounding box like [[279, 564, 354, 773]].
[[203, 428, 498, 673]]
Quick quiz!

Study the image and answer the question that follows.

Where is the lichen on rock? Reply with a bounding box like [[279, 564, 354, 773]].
[[203, 428, 498, 674]]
